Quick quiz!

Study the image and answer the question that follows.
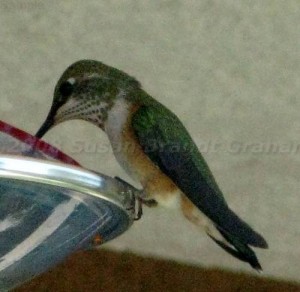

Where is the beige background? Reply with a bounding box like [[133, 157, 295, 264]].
[[0, 0, 299, 282]]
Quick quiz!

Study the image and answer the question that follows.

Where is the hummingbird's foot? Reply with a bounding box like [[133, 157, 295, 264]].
[[114, 176, 144, 220], [114, 176, 157, 220], [133, 198, 157, 220], [134, 198, 143, 220], [138, 198, 158, 207]]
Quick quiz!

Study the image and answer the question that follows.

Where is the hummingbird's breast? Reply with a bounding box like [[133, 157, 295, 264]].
[[104, 98, 181, 208], [104, 98, 140, 179]]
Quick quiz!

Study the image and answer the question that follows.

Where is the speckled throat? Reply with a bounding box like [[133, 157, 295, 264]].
[[55, 93, 115, 129]]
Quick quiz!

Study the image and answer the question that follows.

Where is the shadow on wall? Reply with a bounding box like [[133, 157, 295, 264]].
[[16, 249, 300, 292]]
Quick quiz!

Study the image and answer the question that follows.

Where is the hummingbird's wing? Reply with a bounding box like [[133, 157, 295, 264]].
[[132, 104, 267, 249]]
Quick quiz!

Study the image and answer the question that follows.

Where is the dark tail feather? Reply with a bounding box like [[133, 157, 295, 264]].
[[222, 208, 268, 249], [208, 227, 263, 271]]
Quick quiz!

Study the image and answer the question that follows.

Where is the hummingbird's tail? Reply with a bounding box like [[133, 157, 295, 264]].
[[207, 227, 263, 271], [218, 207, 268, 249], [180, 194, 267, 270]]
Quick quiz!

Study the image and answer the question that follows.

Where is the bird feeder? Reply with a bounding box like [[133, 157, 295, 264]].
[[0, 120, 136, 291]]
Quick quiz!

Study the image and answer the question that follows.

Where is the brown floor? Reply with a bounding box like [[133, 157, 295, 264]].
[[15, 250, 299, 292]]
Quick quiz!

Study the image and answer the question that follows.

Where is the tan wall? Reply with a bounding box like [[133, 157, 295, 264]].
[[0, 1, 299, 282]]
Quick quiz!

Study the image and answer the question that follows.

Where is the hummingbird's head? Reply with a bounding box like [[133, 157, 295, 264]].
[[35, 59, 140, 138]]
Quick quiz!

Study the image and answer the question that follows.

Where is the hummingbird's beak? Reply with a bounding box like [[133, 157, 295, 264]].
[[35, 117, 54, 138], [35, 104, 58, 138]]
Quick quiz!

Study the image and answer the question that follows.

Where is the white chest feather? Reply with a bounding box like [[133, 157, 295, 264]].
[[104, 98, 137, 178], [105, 98, 129, 143]]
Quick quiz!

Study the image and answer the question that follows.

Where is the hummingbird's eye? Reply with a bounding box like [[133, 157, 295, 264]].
[[59, 81, 74, 97]]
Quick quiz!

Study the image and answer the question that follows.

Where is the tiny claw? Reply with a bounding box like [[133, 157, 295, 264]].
[[114, 176, 158, 220], [134, 197, 158, 220], [139, 198, 158, 208], [114, 176, 144, 220], [134, 198, 143, 220]]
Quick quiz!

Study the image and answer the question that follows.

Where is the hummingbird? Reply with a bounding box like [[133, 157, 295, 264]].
[[35, 60, 268, 270]]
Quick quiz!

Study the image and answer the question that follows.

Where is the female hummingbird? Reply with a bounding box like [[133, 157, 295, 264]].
[[36, 60, 268, 270]]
